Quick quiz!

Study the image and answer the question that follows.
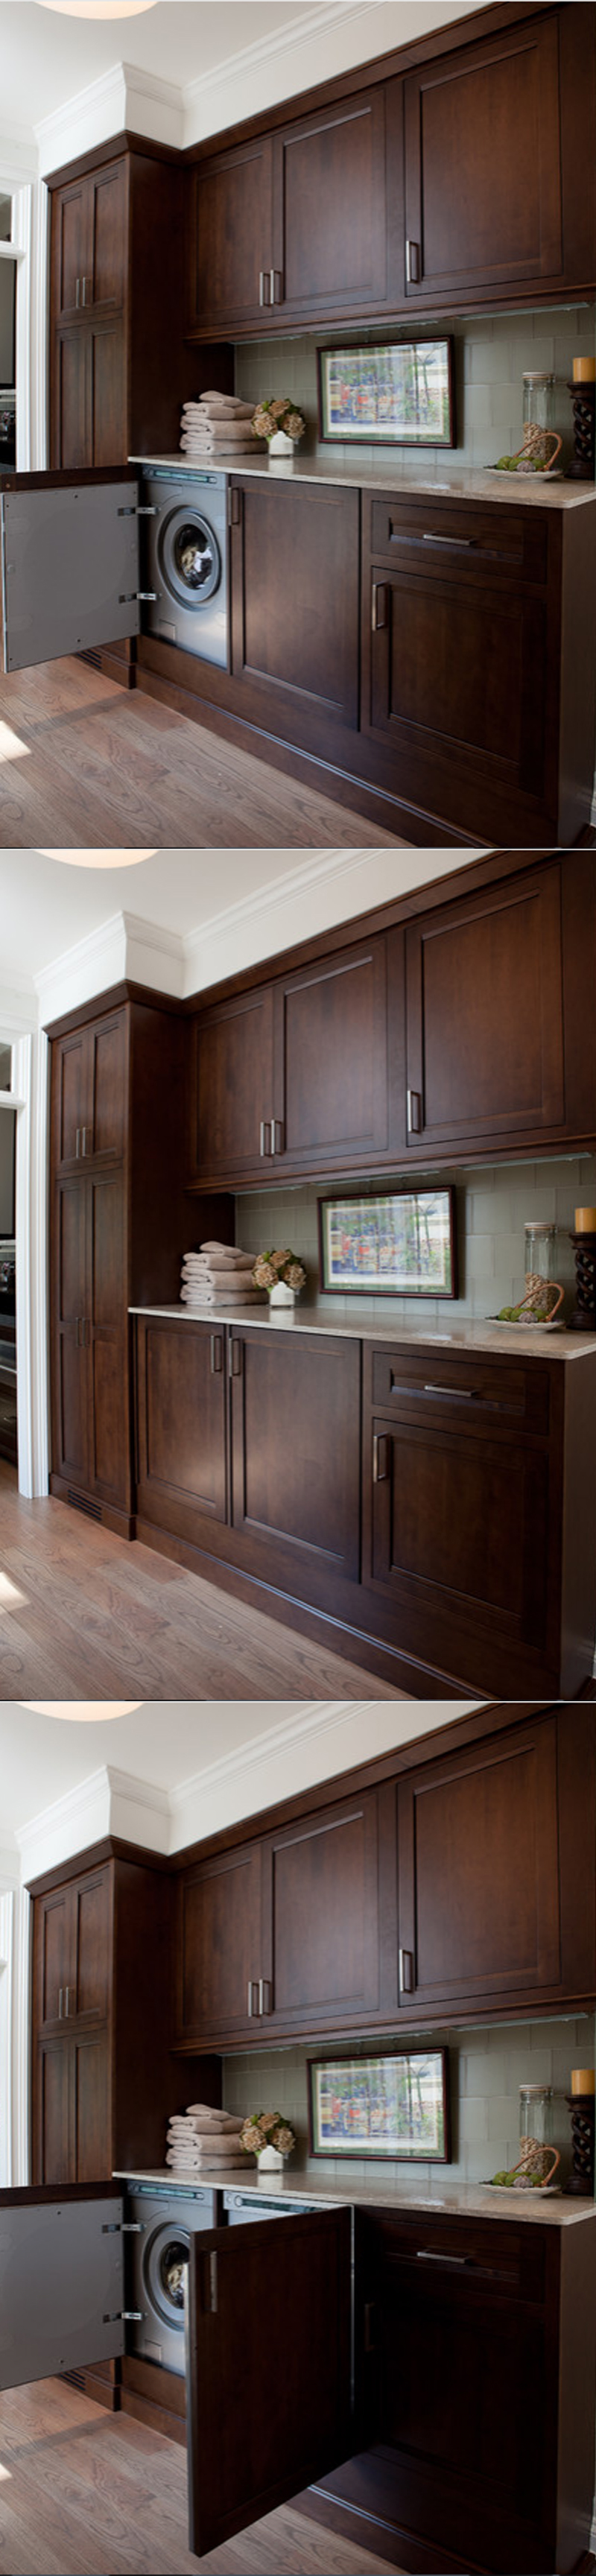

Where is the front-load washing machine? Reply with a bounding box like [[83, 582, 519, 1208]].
[[125, 2180, 216, 2374], [142, 467, 228, 668]]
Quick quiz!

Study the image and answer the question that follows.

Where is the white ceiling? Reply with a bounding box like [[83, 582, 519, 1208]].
[[0, 851, 483, 992]]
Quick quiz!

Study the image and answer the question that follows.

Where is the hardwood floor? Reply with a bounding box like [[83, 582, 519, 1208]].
[[0, 659, 405, 849], [0, 1467, 404, 1700], [0, 2381, 399, 2575]]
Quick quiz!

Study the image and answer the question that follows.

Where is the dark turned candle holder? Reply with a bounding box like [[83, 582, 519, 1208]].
[[569, 1232, 596, 1330], [566, 382, 595, 481], [565, 2095, 595, 2197]]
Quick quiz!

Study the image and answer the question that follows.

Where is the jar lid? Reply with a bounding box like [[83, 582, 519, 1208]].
[[523, 370, 554, 382], [519, 2083, 554, 2096], [524, 1220, 555, 1232]]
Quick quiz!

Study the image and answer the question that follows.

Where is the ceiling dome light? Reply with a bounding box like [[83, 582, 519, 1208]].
[[39, 849, 157, 867], [23, 1703, 142, 1722], [37, 4, 158, 20]]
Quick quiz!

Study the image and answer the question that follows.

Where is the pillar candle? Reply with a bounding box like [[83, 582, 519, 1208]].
[[571, 2069, 595, 2095], [573, 358, 596, 383], [574, 1209, 596, 1232]]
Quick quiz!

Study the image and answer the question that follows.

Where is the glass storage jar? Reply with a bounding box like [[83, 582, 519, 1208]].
[[524, 1220, 557, 1285], [522, 370, 557, 460], [519, 2083, 554, 2182]]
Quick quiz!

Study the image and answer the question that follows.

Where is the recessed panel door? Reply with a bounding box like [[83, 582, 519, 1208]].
[[0, 2192, 125, 2390], [88, 1008, 127, 1162], [403, 16, 563, 301], [188, 138, 274, 331], [89, 317, 127, 468], [51, 1178, 89, 1489], [33, 2039, 72, 2186], [52, 326, 89, 470], [136, 1318, 228, 1527], [51, 179, 89, 323], [88, 161, 127, 311], [273, 88, 387, 316], [366, 566, 549, 827], [86, 1169, 128, 1506], [72, 2031, 110, 2183], [186, 2209, 352, 2558], [174, 1845, 264, 2045], [52, 1030, 89, 1171], [1, 478, 141, 673], [73, 1866, 112, 2025], [190, 986, 276, 1180], [396, 1715, 562, 2015], [404, 862, 565, 1151], [34, 1885, 74, 2031], [275, 938, 389, 1171], [231, 1329, 361, 1583], [262, 1791, 380, 2032], [369, 1414, 552, 1671]]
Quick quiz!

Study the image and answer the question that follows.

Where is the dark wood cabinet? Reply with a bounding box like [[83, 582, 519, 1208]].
[[189, 984, 276, 1183], [51, 1167, 128, 1513], [396, 1713, 562, 2017], [31, 1851, 173, 2186], [174, 1842, 264, 2047], [48, 141, 187, 471], [135, 1315, 228, 1536], [229, 1324, 361, 1588], [186, 2209, 352, 2561], [273, 937, 389, 1173], [230, 476, 359, 734], [261, 1789, 381, 2036], [271, 87, 387, 320], [403, 859, 565, 1154], [402, 14, 564, 306], [51, 159, 127, 323], [51, 1005, 127, 1173], [33, 1863, 112, 2034], [187, 136, 274, 332]]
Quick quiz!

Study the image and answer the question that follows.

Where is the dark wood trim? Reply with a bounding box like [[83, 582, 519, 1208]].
[[294, 2484, 488, 2575], [0, 466, 138, 494], [48, 1472, 134, 1539], [45, 130, 183, 189], [0, 2180, 121, 2207], [43, 983, 184, 1043], [25, 1838, 172, 1901]]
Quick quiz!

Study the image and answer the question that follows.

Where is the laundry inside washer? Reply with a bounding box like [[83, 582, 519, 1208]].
[[125, 2182, 216, 2373], [141, 467, 229, 667]]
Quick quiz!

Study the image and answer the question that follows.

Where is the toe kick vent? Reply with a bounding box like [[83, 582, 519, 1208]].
[[67, 1487, 102, 1520]]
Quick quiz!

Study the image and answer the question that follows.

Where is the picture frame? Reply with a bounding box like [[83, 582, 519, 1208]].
[[317, 338, 455, 447], [317, 1186, 457, 1300], [308, 2051, 451, 2164]]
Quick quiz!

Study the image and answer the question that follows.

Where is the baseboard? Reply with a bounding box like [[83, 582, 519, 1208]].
[[294, 2487, 479, 2575], [50, 1472, 134, 1539], [120, 2353, 186, 2447]]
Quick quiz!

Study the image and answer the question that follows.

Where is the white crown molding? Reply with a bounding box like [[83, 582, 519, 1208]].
[[17, 1764, 112, 1882], [121, 910, 186, 998], [0, 124, 39, 187], [181, 0, 406, 144], [35, 57, 184, 174], [105, 1763, 170, 1853], [34, 910, 127, 1024], [181, 850, 475, 996], [168, 1699, 478, 1850]]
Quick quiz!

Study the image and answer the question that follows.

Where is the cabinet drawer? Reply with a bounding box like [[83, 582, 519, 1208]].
[[369, 497, 548, 587], [370, 2212, 546, 2306], [370, 1349, 550, 1436]]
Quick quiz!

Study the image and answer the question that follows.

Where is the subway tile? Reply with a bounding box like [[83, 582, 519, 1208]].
[[460, 2097, 489, 2145], [466, 1234, 495, 1281]]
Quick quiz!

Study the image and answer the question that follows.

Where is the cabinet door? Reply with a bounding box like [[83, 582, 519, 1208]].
[[33, 2037, 72, 2185], [405, 862, 565, 1152], [190, 986, 276, 1181], [87, 1007, 127, 1163], [365, 565, 550, 835], [72, 2031, 110, 2183], [33, 1887, 74, 2031], [174, 1844, 264, 2045], [186, 2209, 351, 2559], [261, 1790, 380, 2034], [273, 87, 387, 317], [0, 2192, 125, 2391], [231, 478, 359, 732], [136, 1317, 228, 1528], [403, 15, 562, 303], [1, 478, 141, 674], [86, 1168, 128, 1508], [88, 160, 127, 312], [51, 1177, 89, 1490], [188, 137, 273, 332], [274, 937, 389, 1171], [72, 1864, 112, 2025], [51, 326, 89, 470], [396, 1715, 561, 2016], [368, 1413, 552, 1688], [51, 1028, 89, 1171], [231, 1328, 361, 1586], [88, 317, 126, 466], [51, 177, 89, 323]]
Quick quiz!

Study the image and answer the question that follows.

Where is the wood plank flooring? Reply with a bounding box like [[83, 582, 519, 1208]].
[[0, 659, 405, 849], [0, 2381, 399, 2575], [0, 1468, 404, 1700]]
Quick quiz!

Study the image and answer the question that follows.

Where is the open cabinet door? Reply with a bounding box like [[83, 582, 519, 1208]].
[[0, 474, 142, 672], [186, 2206, 352, 2560], [0, 2185, 126, 2390]]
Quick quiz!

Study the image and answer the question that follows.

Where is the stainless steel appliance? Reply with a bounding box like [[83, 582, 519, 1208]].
[[142, 466, 229, 667], [222, 2189, 322, 2224], [124, 2181, 216, 2375]]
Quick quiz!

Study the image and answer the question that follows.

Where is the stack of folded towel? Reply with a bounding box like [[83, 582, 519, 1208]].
[[180, 1241, 265, 1307], [166, 2104, 248, 2172], [180, 393, 258, 458]]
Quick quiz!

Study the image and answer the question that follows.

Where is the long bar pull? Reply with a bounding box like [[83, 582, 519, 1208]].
[[407, 1088, 422, 1134], [422, 532, 476, 548], [372, 583, 388, 633], [372, 1433, 389, 1484], [399, 1947, 413, 1995], [75, 1128, 80, 1158], [416, 2251, 473, 2269], [270, 1121, 284, 1156], [423, 1384, 477, 1401], [259, 270, 270, 306], [405, 238, 419, 285], [64, 1987, 71, 2018], [81, 1127, 88, 1157], [58, 1987, 63, 2019], [229, 1339, 243, 1379], [259, 1120, 270, 1156], [247, 1981, 259, 2017], [81, 276, 87, 308], [259, 1979, 272, 2016], [270, 270, 282, 304], [364, 2303, 377, 2352], [210, 1335, 223, 1375], [75, 278, 80, 308]]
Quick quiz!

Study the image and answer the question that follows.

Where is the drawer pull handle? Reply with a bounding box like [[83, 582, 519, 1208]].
[[423, 1383, 478, 1400], [416, 2251, 473, 2269], [422, 533, 476, 548], [405, 238, 419, 285], [372, 1433, 389, 1484], [399, 1947, 413, 1995]]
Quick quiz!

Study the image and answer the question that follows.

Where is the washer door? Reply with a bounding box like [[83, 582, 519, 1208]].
[[157, 507, 221, 610], [142, 2221, 190, 2329]]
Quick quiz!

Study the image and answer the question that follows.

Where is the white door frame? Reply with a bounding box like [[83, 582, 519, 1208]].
[[0, 177, 49, 470], [0, 1022, 49, 1499]]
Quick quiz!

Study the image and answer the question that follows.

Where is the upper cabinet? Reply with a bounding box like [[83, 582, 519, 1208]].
[[404, 860, 565, 1156], [51, 1004, 128, 1174], [401, 14, 563, 306], [270, 87, 387, 321], [189, 933, 390, 1186], [51, 159, 127, 323], [396, 1714, 562, 2016], [187, 136, 274, 335], [48, 143, 186, 469]]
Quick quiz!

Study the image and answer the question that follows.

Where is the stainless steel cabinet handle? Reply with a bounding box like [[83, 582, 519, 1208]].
[[210, 1334, 223, 1375], [64, 1987, 71, 2017], [399, 1947, 413, 1995], [259, 1979, 272, 2016], [372, 583, 388, 633], [270, 1120, 283, 1156], [247, 1980, 259, 2016], [416, 2251, 473, 2269], [407, 1088, 422, 1134], [372, 1433, 389, 1484], [81, 276, 87, 308], [81, 1126, 88, 1156], [75, 277, 80, 308], [58, 1987, 63, 2019], [270, 269, 282, 304], [75, 1127, 80, 1158], [405, 238, 419, 285], [229, 1339, 243, 1379], [259, 270, 270, 306], [423, 1383, 478, 1400], [422, 532, 476, 548]]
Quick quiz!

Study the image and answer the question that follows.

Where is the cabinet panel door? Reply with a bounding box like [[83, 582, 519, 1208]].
[[405, 862, 565, 1151], [51, 1179, 89, 1490], [174, 1846, 264, 2043], [72, 2031, 110, 2183], [51, 180, 89, 323], [369, 1417, 551, 1668], [1, 480, 140, 674], [34, 2039, 72, 2186], [136, 1318, 227, 1524], [232, 478, 359, 730], [187, 2209, 351, 2558], [231, 1329, 361, 1583], [366, 569, 549, 820], [403, 16, 562, 302], [275, 938, 389, 1170], [188, 138, 273, 331], [89, 161, 126, 311], [274, 88, 387, 314], [86, 1170, 128, 1506], [263, 1791, 380, 2031], [73, 1867, 112, 2024], [0, 2193, 125, 2392], [34, 1887, 74, 2031], [191, 986, 276, 1180], [89, 317, 126, 467], [51, 326, 89, 471], [88, 1008, 127, 1162], [52, 1030, 89, 1171], [396, 1715, 561, 2013]]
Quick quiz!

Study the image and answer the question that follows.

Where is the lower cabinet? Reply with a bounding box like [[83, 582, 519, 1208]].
[[229, 1325, 361, 1586], [135, 1315, 228, 1534], [51, 1166, 130, 1521], [230, 475, 360, 732], [34, 2029, 110, 2186]]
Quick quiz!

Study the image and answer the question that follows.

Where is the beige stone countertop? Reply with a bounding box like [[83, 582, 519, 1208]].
[[114, 2168, 596, 2226], [129, 1305, 596, 1361], [130, 453, 596, 508]]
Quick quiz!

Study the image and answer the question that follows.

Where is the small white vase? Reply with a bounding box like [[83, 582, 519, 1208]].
[[257, 2145, 285, 2171], [268, 430, 295, 457], [269, 1280, 295, 1308]]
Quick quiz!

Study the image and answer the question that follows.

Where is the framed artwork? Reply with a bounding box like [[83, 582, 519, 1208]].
[[308, 2051, 451, 2163], [317, 338, 455, 446], [317, 1187, 457, 1300]]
